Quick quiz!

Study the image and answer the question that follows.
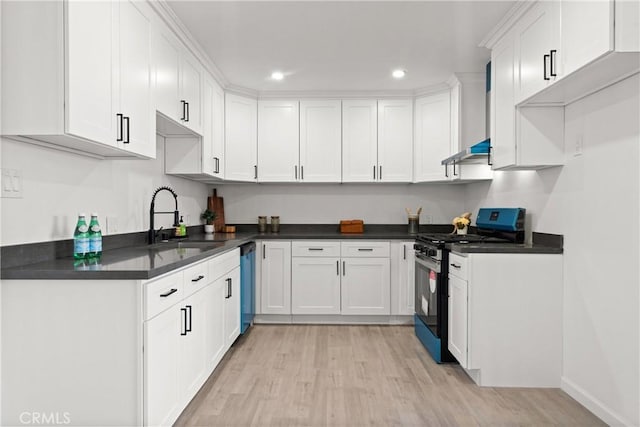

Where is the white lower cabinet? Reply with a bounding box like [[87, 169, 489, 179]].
[[447, 251, 562, 387], [223, 266, 241, 346], [178, 289, 208, 403], [391, 241, 415, 316], [291, 241, 342, 314], [260, 241, 292, 314], [341, 257, 391, 315], [204, 276, 226, 371]]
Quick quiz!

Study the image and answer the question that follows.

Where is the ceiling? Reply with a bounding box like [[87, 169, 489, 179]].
[[166, 1, 515, 93]]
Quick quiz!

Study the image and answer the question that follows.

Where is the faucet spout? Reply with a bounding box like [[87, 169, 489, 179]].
[[149, 186, 180, 244]]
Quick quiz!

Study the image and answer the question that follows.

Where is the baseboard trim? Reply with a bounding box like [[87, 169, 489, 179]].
[[254, 314, 414, 325], [561, 376, 633, 426]]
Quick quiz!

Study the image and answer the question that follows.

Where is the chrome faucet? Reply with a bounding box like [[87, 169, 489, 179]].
[[149, 186, 179, 244]]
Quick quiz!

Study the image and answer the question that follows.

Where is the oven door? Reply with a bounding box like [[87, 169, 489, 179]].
[[415, 253, 442, 337]]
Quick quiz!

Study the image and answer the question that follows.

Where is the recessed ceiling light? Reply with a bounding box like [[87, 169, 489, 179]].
[[271, 71, 284, 81], [392, 69, 406, 79]]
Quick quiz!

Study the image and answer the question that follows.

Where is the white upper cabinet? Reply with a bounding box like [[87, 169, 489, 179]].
[[257, 100, 300, 182], [211, 81, 225, 179], [342, 99, 413, 183], [299, 100, 342, 182], [377, 99, 413, 182], [225, 94, 258, 182], [491, 36, 518, 170], [1, 0, 154, 158], [151, 27, 202, 135], [514, 1, 561, 103], [342, 100, 378, 182], [414, 91, 451, 182]]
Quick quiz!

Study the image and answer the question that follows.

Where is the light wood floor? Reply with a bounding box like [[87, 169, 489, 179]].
[[175, 325, 604, 426]]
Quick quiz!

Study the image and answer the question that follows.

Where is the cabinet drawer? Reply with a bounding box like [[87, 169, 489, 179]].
[[209, 248, 240, 281], [341, 241, 390, 258], [292, 241, 341, 257], [448, 252, 468, 279], [183, 259, 210, 297], [144, 271, 184, 320]]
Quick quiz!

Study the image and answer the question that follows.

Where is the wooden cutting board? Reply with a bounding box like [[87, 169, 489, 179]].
[[207, 189, 225, 232]]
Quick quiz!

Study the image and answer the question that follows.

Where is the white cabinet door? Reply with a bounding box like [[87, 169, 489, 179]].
[[342, 100, 378, 182], [491, 35, 517, 170], [225, 94, 257, 182], [66, 1, 117, 147], [414, 92, 451, 182], [299, 100, 342, 182], [118, 0, 153, 157], [377, 99, 413, 182], [257, 100, 299, 182], [396, 242, 415, 316], [561, 0, 613, 77], [144, 307, 181, 427], [515, 1, 560, 103], [152, 29, 180, 122], [201, 76, 216, 176], [341, 258, 390, 315], [448, 274, 468, 368], [179, 53, 203, 134], [211, 82, 225, 178], [178, 290, 207, 403], [292, 257, 341, 314], [204, 278, 225, 371], [224, 266, 241, 347], [260, 241, 292, 314]]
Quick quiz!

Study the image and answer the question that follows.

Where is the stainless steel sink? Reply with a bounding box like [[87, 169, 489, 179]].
[[147, 241, 226, 250]]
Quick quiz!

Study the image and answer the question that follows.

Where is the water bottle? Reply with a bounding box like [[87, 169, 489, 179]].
[[73, 214, 90, 260], [88, 213, 102, 258]]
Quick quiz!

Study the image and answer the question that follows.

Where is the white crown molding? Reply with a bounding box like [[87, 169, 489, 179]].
[[225, 84, 260, 99], [148, 0, 230, 88], [479, 0, 536, 49], [414, 82, 451, 97], [453, 72, 485, 84], [257, 90, 416, 99]]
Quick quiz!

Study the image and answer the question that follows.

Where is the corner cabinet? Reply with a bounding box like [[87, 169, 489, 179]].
[[225, 94, 258, 182], [1, 0, 155, 159]]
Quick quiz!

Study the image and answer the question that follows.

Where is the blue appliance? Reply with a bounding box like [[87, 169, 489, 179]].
[[240, 242, 255, 334]]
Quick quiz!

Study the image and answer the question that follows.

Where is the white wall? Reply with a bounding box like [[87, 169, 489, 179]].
[[216, 183, 466, 225], [0, 136, 210, 246], [465, 74, 639, 426]]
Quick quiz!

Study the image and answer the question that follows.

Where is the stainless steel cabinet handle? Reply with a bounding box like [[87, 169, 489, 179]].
[[160, 288, 178, 298]]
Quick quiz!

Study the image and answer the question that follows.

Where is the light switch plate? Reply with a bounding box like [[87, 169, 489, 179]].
[[0, 168, 23, 198]]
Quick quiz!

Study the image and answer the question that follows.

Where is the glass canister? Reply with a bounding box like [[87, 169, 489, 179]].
[[270, 216, 280, 233], [408, 214, 419, 234], [258, 216, 267, 233]]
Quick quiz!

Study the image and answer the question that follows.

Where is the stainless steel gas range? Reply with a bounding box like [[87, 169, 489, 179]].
[[413, 207, 525, 363]]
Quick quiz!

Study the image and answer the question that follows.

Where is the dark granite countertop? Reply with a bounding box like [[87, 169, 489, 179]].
[[1, 225, 562, 280]]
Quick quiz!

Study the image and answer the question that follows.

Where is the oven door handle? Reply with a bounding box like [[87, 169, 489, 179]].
[[415, 254, 441, 273]]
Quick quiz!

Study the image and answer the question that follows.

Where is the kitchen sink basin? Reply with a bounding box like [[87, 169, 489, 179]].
[[146, 241, 226, 250]]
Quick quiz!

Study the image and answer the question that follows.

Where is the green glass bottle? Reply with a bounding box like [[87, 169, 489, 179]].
[[88, 213, 102, 258], [73, 213, 90, 260]]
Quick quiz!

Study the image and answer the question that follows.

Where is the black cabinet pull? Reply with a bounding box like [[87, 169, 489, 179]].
[[336, 260, 339, 275], [550, 49, 557, 77], [543, 54, 550, 80], [453, 160, 457, 176], [180, 100, 186, 120], [228, 278, 232, 298], [263, 244, 266, 259], [295, 165, 298, 180], [373, 165, 376, 180], [180, 307, 188, 336], [301, 165, 304, 180], [225, 278, 232, 299], [450, 263, 461, 269], [123, 116, 130, 144], [444, 164, 448, 178], [214, 157, 220, 174], [185, 102, 190, 122], [160, 288, 178, 298], [185, 305, 192, 332], [117, 113, 123, 142], [308, 248, 324, 251], [191, 275, 205, 282], [358, 248, 374, 252], [488, 146, 493, 166], [254, 165, 258, 180], [379, 165, 382, 180], [343, 261, 346, 276], [403, 245, 406, 260]]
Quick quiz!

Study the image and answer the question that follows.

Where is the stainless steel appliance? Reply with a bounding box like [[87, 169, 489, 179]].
[[413, 207, 525, 363]]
